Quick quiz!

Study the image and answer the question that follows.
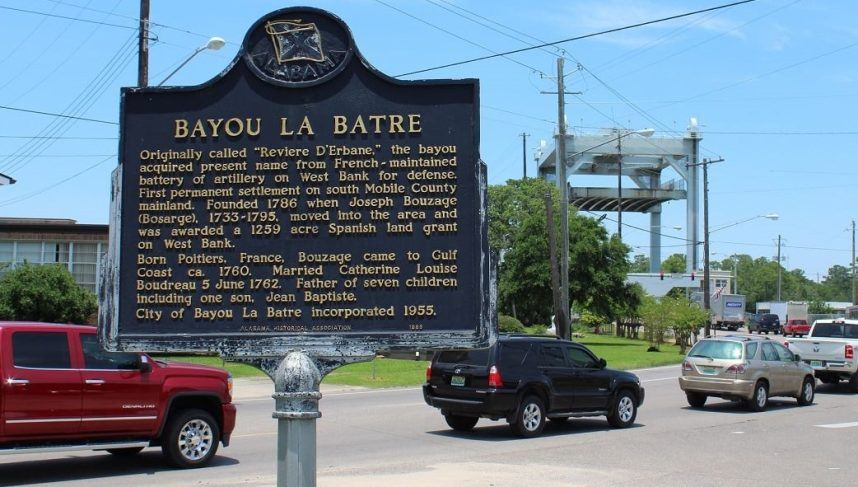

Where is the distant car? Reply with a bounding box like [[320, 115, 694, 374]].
[[678, 335, 815, 412], [423, 334, 644, 437], [747, 313, 781, 334], [783, 319, 810, 337]]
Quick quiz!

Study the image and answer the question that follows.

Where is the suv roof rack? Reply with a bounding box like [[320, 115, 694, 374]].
[[500, 333, 561, 339]]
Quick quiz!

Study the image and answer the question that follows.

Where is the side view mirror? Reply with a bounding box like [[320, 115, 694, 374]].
[[599, 358, 607, 369], [139, 355, 153, 373], [793, 354, 801, 362]]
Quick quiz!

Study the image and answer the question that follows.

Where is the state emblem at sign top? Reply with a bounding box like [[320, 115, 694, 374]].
[[244, 7, 354, 88]]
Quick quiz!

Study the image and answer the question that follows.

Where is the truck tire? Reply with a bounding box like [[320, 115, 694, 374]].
[[161, 408, 220, 468], [849, 374, 858, 393]]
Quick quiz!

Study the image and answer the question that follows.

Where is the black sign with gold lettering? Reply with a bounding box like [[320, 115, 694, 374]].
[[99, 7, 494, 356]]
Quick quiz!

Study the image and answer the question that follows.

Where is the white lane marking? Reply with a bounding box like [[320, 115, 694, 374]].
[[815, 422, 858, 429], [642, 377, 676, 383]]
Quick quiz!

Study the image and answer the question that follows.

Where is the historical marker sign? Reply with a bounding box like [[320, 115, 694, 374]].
[[100, 7, 494, 356]]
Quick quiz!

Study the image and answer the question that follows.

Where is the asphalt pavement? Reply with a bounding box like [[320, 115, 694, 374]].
[[1, 342, 856, 486]]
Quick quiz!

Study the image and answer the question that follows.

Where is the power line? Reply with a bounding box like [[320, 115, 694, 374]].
[[0, 5, 137, 30], [607, 0, 803, 84], [654, 37, 858, 110], [0, 105, 118, 125], [396, 0, 757, 77], [0, 155, 114, 208], [43, 0, 240, 45], [374, 0, 546, 76]]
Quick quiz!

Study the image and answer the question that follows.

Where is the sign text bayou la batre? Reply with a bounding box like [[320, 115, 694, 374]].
[[173, 114, 422, 139]]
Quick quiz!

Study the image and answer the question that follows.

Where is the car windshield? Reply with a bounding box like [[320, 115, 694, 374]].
[[810, 323, 858, 339], [436, 349, 490, 366], [688, 340, 743, 360]]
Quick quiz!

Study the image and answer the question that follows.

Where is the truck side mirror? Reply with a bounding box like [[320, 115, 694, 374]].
[[599, 358, 607, 369], [139, 355, 153, 373]]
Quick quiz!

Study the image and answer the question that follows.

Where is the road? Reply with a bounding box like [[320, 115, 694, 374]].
[[2, 349, 856, 486]]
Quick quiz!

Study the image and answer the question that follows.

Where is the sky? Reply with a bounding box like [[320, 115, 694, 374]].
[[0, 0, 855, 281]]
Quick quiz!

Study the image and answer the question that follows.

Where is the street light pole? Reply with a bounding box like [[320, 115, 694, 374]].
[[158, 37, 227, 86], [688, 157, 723, 337], [777, 234, 782, 301]]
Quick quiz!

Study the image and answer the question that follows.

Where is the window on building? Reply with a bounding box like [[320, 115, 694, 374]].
[[71, 242, 101, 293], [15, 242, 41, 264]]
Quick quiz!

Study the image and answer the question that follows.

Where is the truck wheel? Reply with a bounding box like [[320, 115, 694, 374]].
[[162, 409, 220, 468], [849, 374, 858, 393], [107, 447, 144, 456], [510, 395, 545, 437], [444, 414, 478, 431]]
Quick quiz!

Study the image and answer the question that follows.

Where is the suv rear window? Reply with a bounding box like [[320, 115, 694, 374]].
[[688, 340, 743, 360], [436, 349, 490, 366], [811, 323, 858, 338], [498, 342, 531, 368]]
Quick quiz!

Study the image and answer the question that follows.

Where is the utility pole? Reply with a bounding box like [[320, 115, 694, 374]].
[[138, 0, 150, 87], [545, 193, 565, 339], [852, 220, 858, 304], [554, 58, 570, 340], [617, 131, 623, 241], [687, 157, 723, 337], [776, 234, 782, 301], [520, 133, 529, 179]]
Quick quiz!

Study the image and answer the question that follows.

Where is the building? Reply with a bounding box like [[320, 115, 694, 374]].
[[0, 218, 108, 293]]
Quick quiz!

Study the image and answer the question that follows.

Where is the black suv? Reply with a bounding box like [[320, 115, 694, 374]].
[[423, 335, 644, 437], [748, 313, 781, 334]]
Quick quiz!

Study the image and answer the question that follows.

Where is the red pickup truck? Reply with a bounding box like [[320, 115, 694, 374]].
[[0, 322, 236, 468]]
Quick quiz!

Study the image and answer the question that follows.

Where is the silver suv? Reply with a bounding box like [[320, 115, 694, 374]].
[[678, 336, 815, 411]]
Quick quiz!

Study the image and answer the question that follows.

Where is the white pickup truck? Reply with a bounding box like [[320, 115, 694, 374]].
[[785, 319, 858, 391]]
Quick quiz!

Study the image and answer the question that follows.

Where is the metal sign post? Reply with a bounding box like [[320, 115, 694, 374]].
[[100, 7, 494, 486]]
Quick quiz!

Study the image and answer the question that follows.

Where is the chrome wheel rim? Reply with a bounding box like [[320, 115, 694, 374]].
[[178, 419, 214, 461], [618, 396, 634, 422], [756, 386, 767, 407], [803, 382, 813, 402], [522, 403, 541, 431]]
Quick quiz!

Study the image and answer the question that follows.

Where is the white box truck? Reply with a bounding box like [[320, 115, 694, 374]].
[[692, 292, 746, 331]]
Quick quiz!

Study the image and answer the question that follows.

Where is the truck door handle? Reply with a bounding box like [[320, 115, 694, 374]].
[[7, 378, 29, 385], [85, 379, 106, 385]]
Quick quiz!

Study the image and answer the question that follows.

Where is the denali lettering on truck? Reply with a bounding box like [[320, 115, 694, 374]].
[[98, 7, 494, 485]]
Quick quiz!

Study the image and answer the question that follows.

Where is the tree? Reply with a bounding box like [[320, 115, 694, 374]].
[[661, 253, 686, 273], [489, 178, 634, 328], [0, 263, 97, 324], [629, 254, 650, 273]]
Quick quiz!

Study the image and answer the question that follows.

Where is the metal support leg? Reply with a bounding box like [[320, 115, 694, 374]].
[[272, 352, 322, 487]]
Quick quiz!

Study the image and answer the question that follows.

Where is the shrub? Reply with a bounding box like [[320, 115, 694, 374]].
[[498, 314, 525, 333]]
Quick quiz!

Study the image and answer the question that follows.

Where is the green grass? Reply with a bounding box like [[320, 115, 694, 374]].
[[155, 355, 265, 378], [576, 333, 685, 370], [324, 357, 430, 388], [156, 334, 684, 387]]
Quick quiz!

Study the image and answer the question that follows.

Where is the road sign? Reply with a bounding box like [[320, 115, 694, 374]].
[[99, 7, 494, 357]]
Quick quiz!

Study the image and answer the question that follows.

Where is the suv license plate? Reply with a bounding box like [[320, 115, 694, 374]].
[[810, 360, 823, 367], [450, 375, 465, 387]]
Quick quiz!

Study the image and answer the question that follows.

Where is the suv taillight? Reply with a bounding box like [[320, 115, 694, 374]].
[[726, 364, 746, 374], [425, 364, 433, 382], [682, 360, 692, 371], [488, 365, 503, 388], [846, 344, 854, 360]]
